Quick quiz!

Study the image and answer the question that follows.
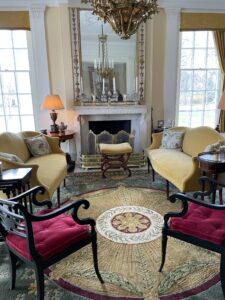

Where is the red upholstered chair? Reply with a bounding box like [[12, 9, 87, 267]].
[[0, 186, 103, 300], [159, 176, 225, 298]]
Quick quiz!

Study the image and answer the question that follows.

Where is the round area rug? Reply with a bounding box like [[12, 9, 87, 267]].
[[96, 205, 163, 244], [48, 186, 220, 300]]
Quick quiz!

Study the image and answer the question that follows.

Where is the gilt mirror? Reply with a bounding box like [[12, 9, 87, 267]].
[[70, 8, 145, 104]]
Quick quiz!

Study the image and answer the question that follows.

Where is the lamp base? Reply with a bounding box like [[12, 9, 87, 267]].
[[50, 124, 59, 133]]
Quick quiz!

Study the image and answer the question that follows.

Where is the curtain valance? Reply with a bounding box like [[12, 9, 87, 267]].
[[180, 13, 225, 31], [0, 11, 30, 30]]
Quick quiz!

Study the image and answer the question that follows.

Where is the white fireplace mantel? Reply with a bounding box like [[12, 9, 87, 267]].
[[74, 104, 147, 116], [73, 104, 148, 160]]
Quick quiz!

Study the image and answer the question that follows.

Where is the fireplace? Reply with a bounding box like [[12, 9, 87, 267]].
[[73, 104, 148, 161], [89, 120, 131, 135]]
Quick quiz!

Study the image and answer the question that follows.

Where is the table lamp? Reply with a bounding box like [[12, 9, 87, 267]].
[[41, 95, 65, 133]]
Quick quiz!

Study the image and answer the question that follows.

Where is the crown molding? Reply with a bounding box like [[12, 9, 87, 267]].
[[159, 0, 225, 11], [0, 0, 68, 9], [0, 0, 224, 11]]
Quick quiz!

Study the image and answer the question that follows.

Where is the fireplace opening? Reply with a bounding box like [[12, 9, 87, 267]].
[[89, 120, 131, 135]]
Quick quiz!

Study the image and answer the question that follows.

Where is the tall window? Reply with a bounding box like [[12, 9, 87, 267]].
[[177, 31, 221, 128], [0, 30, 35, 133]]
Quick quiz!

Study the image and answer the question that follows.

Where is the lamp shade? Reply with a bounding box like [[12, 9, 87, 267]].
[[218, 91, 225, 110], [41, 95, 64, 111]]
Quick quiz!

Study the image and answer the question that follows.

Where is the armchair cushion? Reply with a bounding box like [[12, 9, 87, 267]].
[[6, 213, 89, 261], [169, 203, 225, 245], [24, 135, 51, 157]]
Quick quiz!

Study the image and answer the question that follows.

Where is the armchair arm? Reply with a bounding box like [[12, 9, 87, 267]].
[[44, 135, 64, 154], [0, 157, 25, 170], [149, 132, 163, 150]]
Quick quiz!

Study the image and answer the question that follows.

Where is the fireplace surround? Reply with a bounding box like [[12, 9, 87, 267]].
[[73, 104, 147, 162]]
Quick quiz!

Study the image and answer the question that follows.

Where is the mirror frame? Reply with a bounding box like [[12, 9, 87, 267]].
[[70, 7, 145, 104]]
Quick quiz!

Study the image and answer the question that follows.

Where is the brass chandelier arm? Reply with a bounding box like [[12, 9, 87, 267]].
[[82, 0, 159, 40]]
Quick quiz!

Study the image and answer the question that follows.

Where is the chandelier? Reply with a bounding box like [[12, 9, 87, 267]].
[[81, 0, 159, 39], [94, 25, 114, 79]]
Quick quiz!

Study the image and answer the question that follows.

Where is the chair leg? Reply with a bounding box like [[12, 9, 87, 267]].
[[147, 157, 150, 173], [159, 232, 168, 272], [34, 263, 45, 300], [57, 186, 60, 208], [91, 238, 104, 284], [8, 250, 17, 290], [166, 180, 170, 199], [220, 252, 225, 298]]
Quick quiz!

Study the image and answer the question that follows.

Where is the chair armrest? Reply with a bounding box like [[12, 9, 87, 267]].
[[149, 132, 163, 150], [44, 135, 64, 154], [18, 198, 95, 227], [164, 184, 225, 229], [5, 186, 52, 208]]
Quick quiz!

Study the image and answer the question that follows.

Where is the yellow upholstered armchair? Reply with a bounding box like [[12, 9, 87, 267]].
[[0, 131, 67, 205]]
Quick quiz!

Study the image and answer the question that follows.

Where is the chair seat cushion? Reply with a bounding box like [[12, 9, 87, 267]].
[[6, 212, 89, 261], [99, 142, 132, 154], [169, 203, 225, 245]]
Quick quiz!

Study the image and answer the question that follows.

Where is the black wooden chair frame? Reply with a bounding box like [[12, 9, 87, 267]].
[[0, 186, 103, 300], [159, 176, 225, 298]]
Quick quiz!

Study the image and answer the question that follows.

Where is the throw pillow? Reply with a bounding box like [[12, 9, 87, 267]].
[[160, 130, 185, 150], [0, 152, 23, 163], [24, 135, 51, 157], [204, 140, 225, 153]]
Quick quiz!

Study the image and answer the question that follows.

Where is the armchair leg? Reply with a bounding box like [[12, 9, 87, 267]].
[[8, 250, 17, 290], [91, 238, 104, 284], [34, 264, 45, 300], [159, 232, 168, 272], [220, 252, 225, 298]]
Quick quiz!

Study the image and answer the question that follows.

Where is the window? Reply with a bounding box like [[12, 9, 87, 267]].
[[177, 31, 221, 128], [0, 30, 35, 133]]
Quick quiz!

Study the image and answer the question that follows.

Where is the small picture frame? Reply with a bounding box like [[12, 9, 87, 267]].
[[157, 120, 164, 128]]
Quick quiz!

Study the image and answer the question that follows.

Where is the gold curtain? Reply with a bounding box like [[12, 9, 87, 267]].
[[180, 13, 225, 31], [0, 11, 30, 30], [214, 31, 225, 132]]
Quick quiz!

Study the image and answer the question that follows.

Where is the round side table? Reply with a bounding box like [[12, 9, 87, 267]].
[[198, 152, 225, 204]]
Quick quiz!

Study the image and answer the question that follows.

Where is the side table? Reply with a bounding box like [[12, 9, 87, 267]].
[[198, 152, 225, 204], [0, 168, 32, 197], [0, 167, 32, 245], [48, 130, 75, 145], [47, 130, 76, 183]]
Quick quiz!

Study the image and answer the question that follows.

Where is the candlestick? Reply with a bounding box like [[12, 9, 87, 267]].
[[102, 78, 105, 94], [80, 76, 84, 94], [113, 77, 116, 92], [135, 76, 138, 93]]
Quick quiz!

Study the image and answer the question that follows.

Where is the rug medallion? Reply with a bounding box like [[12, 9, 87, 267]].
[[97, 205, 163, 244], [47, 186, 220, 300]]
